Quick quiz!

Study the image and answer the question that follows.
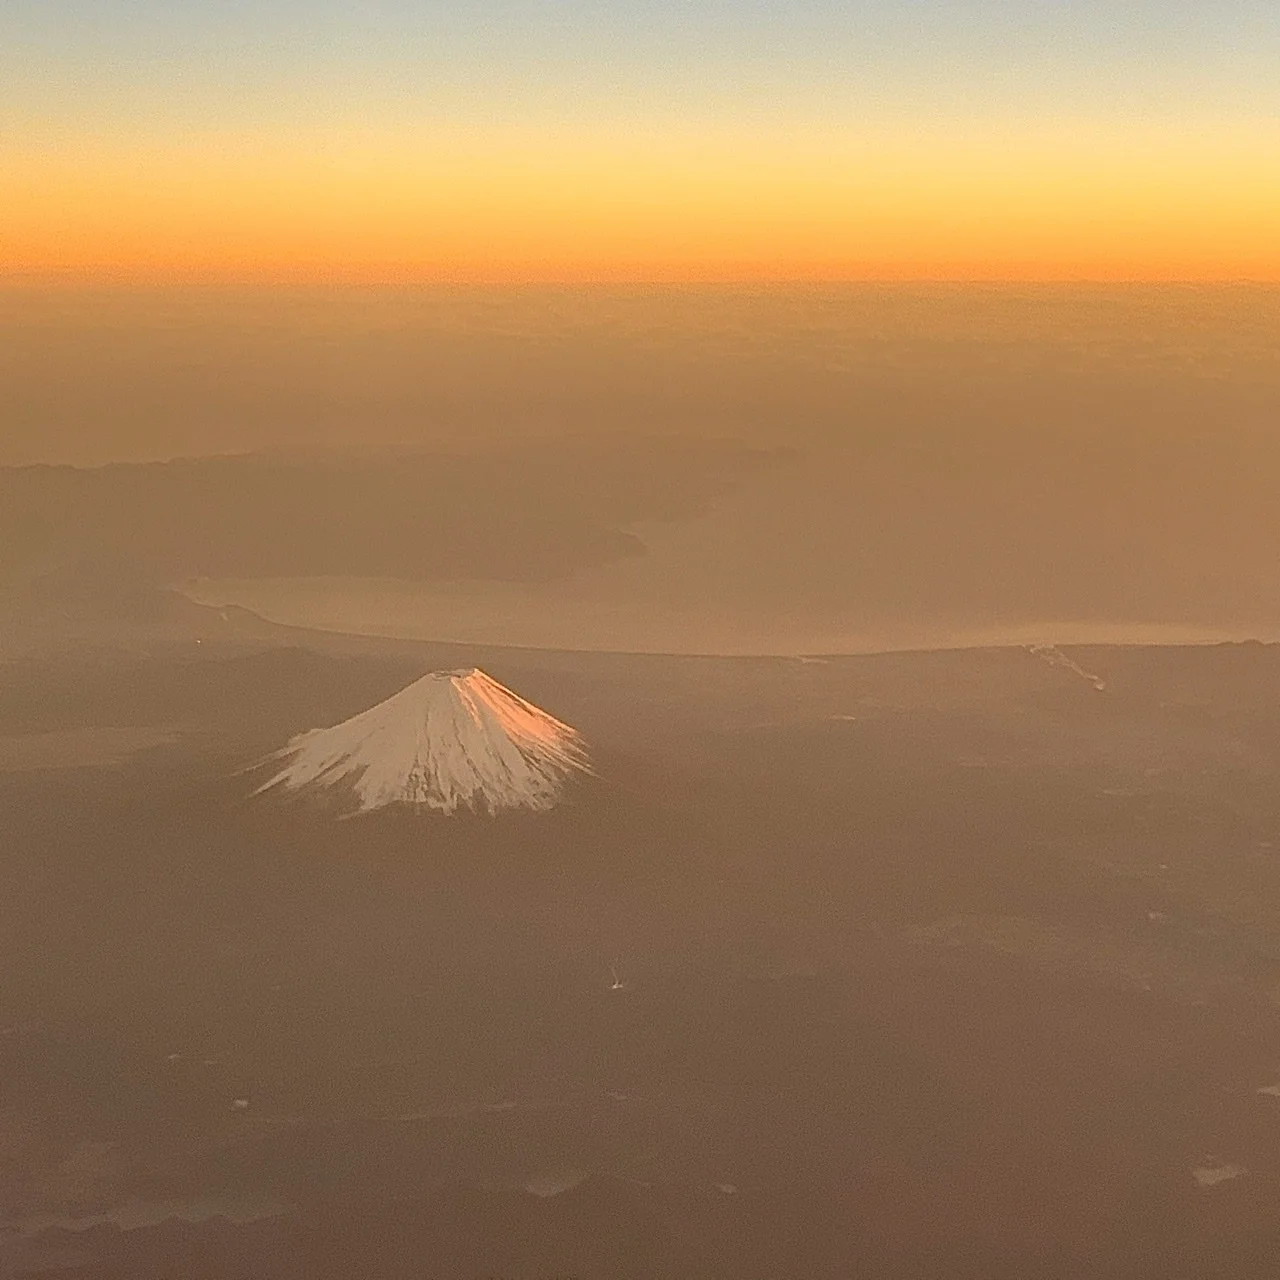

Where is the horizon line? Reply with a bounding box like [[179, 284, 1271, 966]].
[[5, 271, 1280, 289]]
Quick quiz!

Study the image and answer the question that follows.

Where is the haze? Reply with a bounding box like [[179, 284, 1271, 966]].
[[3, 283, 1279, 653]]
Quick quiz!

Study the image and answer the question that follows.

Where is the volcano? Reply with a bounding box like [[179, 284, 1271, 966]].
[[252, 668, 591, 815]]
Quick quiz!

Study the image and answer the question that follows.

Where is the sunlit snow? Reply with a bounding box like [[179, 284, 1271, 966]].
[[253, 668, 590, 815]]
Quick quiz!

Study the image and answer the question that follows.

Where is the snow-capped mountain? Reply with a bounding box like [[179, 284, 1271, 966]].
[[252, 668, 591, 815]]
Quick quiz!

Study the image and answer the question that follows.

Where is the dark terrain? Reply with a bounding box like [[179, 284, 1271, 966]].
[[5, 635, 1280, 1277]]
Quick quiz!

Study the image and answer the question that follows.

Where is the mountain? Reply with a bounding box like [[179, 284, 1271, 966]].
[[0, 443, 786, 588], [252, 668, 591, 815], [0, 570, 286, 659]]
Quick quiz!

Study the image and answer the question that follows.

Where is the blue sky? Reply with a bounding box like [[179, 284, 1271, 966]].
[[6, 0, 1279, 124]]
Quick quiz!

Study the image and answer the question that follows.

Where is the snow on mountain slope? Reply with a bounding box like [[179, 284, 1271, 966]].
[[252, 668, 591, 815]]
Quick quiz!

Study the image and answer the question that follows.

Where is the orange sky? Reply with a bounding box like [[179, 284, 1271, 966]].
[[8, 129, 1279, 282], [6, 3, 1280, 282]]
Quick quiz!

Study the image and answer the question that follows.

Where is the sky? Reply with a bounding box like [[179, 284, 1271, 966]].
[[4, 1, 1280, 281]]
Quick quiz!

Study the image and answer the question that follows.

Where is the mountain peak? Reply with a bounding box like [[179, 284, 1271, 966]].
[[253, 667, 590, 816]]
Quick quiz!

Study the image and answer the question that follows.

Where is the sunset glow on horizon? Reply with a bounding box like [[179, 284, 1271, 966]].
[[5, 1, 1280, 282]]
